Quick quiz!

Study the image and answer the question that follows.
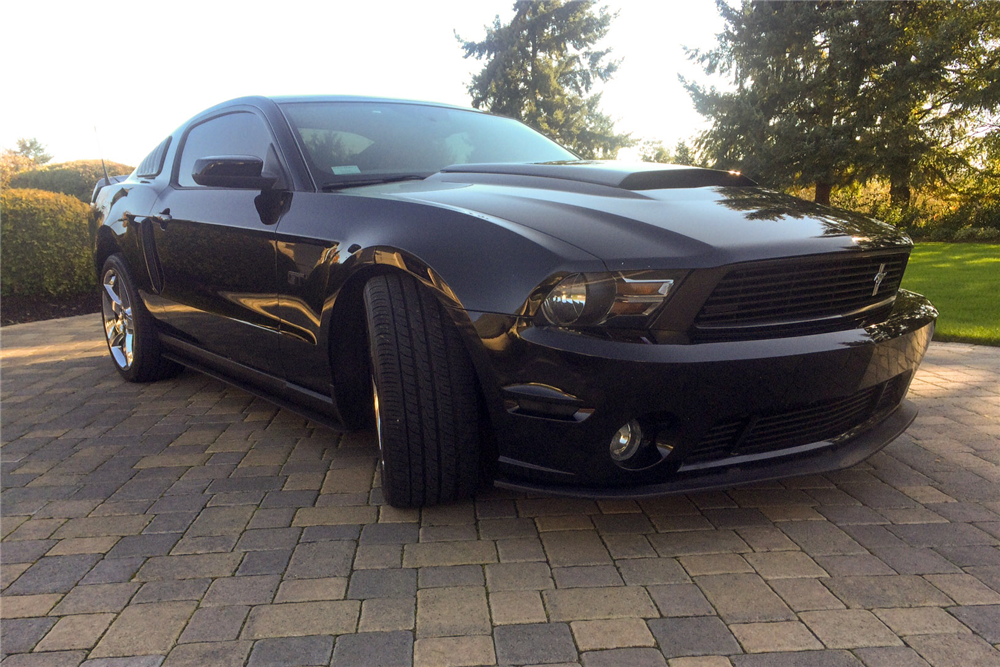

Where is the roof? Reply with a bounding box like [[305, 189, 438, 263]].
[[203, 94, 478, 115]]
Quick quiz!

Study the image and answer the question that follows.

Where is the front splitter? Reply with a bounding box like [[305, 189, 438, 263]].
[[494, 400, 917, 499]]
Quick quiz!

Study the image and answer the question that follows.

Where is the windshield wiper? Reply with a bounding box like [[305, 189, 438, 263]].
[[321, 174, 430, 191]]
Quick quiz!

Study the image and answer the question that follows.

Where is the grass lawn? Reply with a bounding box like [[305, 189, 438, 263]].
[[902, 243, 1000, 346]]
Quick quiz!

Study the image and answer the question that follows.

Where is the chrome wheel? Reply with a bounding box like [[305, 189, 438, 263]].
[[102, 268, 135, 370]]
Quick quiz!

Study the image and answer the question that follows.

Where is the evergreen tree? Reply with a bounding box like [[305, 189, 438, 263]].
[[683, 2, 864, 204], [2, 138, 51, 187], [684, 1, 1000, 206], [673, 140, 697, 167], [854, 1, 1000, 207], [458, 1, 632, 159], [15, 138, 52, 165]]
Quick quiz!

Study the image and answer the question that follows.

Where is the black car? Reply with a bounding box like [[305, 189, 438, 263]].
[[93, 95, 937, 507]]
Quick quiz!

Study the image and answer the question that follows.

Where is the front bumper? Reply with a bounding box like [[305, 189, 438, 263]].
[[498, 400, 917, 498], [464, 290, 936, 496]]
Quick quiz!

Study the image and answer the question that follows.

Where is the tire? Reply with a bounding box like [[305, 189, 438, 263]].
[[364, 273, 481, 507], [100, 254, 181, 382]]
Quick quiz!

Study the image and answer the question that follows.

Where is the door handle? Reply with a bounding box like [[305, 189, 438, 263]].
[[152, 209, 172, 229]]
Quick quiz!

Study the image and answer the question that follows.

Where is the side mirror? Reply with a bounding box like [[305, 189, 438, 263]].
[[191, 155, 278, 189]]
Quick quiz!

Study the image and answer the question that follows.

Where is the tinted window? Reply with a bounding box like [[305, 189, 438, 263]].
[[177, 112, 272, 187], [280, 102, 577, 185], [136, 137, 171, 178]]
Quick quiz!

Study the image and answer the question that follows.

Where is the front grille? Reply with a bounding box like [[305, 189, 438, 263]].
[[693, 250, 909, 342], [683, 383, 885, 467]]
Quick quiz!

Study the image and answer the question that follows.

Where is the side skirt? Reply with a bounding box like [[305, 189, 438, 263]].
[[159, 334, 349, 433]]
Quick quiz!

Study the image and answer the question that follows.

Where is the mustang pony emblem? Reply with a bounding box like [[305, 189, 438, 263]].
[[872, 263, 888, 296]]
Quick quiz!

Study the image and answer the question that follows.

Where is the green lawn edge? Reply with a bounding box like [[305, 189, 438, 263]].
[[903, 242, 1000, 347]]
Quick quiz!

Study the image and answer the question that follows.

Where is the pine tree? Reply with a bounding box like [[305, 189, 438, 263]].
[[2, 138, 52, 187], [673, 141, 697, 167], [683, 1, 864, 204], [15, 138, 52, 165], [853, 1, 1000, 207], [684, 1, 1000, 206], [458, 1, 632, 159]]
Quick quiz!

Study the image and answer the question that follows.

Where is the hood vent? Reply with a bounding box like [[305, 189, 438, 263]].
[[439, 161, 756, 191]]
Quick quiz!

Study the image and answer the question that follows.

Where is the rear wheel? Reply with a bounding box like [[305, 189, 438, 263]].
[[100, 254, 180, 382], [364, 273, 481, 507]]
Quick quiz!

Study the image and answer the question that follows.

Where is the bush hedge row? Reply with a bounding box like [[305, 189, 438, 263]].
[[826, 179, 1000, 243], [9, 159, 132, 202], [1, 188, 95, 298]]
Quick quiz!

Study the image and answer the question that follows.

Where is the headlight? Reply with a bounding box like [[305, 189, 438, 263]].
[[539, 273, 614, 326], [538, 271, 683, 328]]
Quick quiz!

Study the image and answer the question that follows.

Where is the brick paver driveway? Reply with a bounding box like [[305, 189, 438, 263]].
[[2, 314, 999, 667]]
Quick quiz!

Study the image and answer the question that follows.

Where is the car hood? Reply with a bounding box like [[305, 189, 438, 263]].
[[358, 161, 911, 271]]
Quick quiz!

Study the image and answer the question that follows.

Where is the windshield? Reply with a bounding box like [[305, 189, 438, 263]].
[[279, 101, 578, 186]]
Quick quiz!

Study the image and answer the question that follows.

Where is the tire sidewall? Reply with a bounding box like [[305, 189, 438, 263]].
[[363, 272, 481, 507], [366, 308, 403, 506]]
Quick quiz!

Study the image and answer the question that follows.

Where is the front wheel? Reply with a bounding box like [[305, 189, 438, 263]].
[[364, 273, 481, 507], [100, 254, 180, 382]]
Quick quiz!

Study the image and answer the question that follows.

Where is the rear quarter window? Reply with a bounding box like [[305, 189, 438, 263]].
[[136, 137, 172, 178]]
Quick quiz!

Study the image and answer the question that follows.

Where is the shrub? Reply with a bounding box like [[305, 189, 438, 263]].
[[926, 226, 957, 242], [8, 159, 132, 202], [939, 200, 1000, 233], [953, 226, 1000, 242], [0, 151, 36, 188], [823, 178, 1000, 242], [1, 189, 95, 297]]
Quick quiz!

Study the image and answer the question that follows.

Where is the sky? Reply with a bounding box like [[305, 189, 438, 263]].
[[2, 1, 727, 166]]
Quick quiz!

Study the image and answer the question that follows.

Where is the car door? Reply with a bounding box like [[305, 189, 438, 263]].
[[150, 110, 286, 375]]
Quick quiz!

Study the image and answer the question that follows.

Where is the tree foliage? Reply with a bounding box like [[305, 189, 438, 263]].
[[853, 1, 1000, 208], [684, 1, 1000, 206], [639, 139, 699, 166], [458, 0, 632, 159], [15, 138, 52, 164], [1, 137, 52, 187]]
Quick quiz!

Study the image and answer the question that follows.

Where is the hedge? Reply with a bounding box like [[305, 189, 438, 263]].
[[9, 159, 132, 203], [1, 188, 95, 297]]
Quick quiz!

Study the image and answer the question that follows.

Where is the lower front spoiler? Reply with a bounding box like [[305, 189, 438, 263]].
[[494, 400, 917, 499]]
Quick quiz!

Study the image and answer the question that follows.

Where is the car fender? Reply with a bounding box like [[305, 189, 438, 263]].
[[93, 180, 159, 289], [274, 191, 608, 425]]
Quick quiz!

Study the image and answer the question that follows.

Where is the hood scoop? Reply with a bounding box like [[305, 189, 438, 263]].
[[439, 160, 756, 191]]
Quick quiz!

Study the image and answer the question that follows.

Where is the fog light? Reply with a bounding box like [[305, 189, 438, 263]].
[[610, 420, 643, 461]]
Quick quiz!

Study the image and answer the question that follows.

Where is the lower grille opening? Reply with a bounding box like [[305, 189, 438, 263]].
[[682, 377, 907, 467]]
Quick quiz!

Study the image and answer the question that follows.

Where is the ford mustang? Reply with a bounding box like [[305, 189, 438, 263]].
[[92, 95, 937, 507]]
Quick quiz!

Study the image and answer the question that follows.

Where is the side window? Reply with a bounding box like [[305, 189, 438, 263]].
[[136, 137, 171, 178], [177, 112, 272, 187]]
